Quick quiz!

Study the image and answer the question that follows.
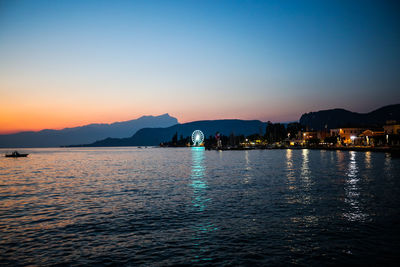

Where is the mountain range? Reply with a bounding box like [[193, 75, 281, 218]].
[[74, 120, 267, 147], [2, 104, 399, 148], [0, 114, 178, 148], [299, 104, 400, 130]]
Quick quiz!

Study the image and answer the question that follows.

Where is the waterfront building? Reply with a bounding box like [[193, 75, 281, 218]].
[[330, 128, 367, 144], [317, 130, 330, 140], [359, 129, 385, 146], [302, 131, 317, 140], [383, 120, 400, 135]]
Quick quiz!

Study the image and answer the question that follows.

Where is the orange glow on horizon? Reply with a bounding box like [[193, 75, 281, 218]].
[[0, 94, 299, 134], [0, 105, 177, 134], [0, 108, 299, 134]]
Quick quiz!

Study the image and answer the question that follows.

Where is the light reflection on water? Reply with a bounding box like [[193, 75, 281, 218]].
[[190, 147, 216, 263], [343, 151, 367, 222], [190, 147, 208, 213], [243, 150, 251, 184], [0, 147, 400, 265], [286, 149, 296, 191], [365, 151, 371, 169], [300, 149, 312, 205], [301, 149, 310, 183], [384, 153, 392, 173], [336, 150, 346, 173]]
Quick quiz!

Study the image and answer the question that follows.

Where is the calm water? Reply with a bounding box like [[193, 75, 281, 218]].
[[1, 147, 400, 266]]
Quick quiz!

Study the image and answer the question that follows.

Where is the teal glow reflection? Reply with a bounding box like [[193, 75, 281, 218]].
[[190, 147, 216, 263], [190, 147, 208, 212]]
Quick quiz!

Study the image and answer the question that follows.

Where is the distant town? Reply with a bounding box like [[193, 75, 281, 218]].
[[161, 120, 400, 154]]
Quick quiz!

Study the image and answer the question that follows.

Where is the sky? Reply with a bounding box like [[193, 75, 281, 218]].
[[0, 0, 399, 134]]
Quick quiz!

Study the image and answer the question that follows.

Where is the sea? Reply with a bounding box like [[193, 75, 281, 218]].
[[0, 147, 400, 266]]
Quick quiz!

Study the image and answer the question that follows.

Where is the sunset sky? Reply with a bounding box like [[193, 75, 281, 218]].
[[1, 0, 399, 134]]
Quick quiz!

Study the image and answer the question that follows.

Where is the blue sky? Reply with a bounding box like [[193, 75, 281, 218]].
[[0, 0, 399, 132]]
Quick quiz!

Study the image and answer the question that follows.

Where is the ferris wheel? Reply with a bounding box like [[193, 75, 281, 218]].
[[191, 130, 204, 146]]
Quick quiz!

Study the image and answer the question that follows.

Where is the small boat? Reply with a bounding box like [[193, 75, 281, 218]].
[[5, 151, 29, 158]]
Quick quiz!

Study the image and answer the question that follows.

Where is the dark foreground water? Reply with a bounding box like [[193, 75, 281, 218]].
[[1, 147, 400, 266]]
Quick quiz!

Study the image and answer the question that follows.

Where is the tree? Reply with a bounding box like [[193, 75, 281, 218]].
[[265, 122, 287, 143], [172, 132, 178, 145], [287, 122, 304, 139]]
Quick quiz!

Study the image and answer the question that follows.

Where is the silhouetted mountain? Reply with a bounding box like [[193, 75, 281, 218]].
[[78, 119, 267, 147], [299, 104, 400, 130], [0, 114, 178, 148]]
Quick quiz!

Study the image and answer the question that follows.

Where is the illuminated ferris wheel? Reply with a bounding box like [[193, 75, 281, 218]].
[[191, 130, 204, 146]]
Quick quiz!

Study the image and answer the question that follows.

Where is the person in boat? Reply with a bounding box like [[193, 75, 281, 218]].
[[12, 151, 20, 156]]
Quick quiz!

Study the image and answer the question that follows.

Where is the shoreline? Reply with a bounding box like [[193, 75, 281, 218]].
[[205, 145, 400, 155], [2, 146, 399, 157]]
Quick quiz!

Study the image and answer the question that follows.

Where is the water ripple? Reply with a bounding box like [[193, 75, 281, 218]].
[[0, 147, 400, 265]]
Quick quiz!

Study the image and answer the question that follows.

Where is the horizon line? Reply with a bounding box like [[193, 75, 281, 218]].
[[0, 116, 300, 135]]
